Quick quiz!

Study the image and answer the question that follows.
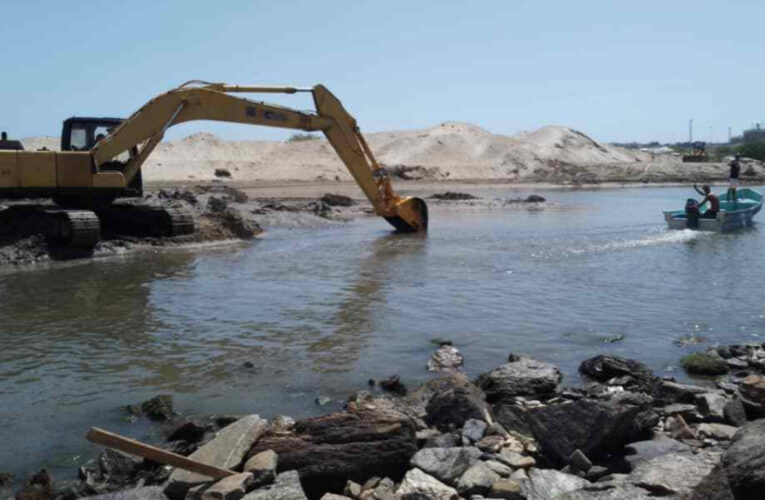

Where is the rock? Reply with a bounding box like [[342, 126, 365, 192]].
[[396, 468, 458, 500], [462, 419, 487, 442], [628, 452, 732, 499], [680, 351, 730, 375], [168, 419, 209, 444], [723, 419, 765, 499], [241, 471, 307, 500], [99, 449, 140, 486], [519, 469, 590, 500], [364, 477, 395, 500], [578, 355, 659, 394], [87, 487, 169, 499], [423, 374, 490, 430], [214, 168, 232, 178], [494, 397, 652, 466], [554, 484, 655, 499], [320, 194, 354, 207], [658, 381, 711, 404], [207, 197, 228, 213], [428, 345, 464, 372], [248, 406, 417, 492], [509, 469, 528, 482], [667, 414, 696, 440], [623, 437, 691, 470], [497, 449, 535, 469], [128, 394, 174, 421], [243, 450, 278, 487], [475, 434, 505, 453], [187, 484, 212, 499], [476, 356, 562, 402], [483, 460, 512, 477], [739, 374, 765, 418], [456, 462, 500, 495], [486, 422, 509, 437], [724, 397, 748, 426], [16, 469, 54, 500], [200, 473, 253, 500], [584, 466, 610, 482], [423, 432, 460, 449], [569, 449, 592, 473], [409, 447, 482, 485], [343, 481, 361, 499], [662, 403, 701, 422], [487, 480, 524, 500], [697, 423, 738, 441], [525, 195, 546, 203], [320, 495, 352, 500], [165, 415, 267, 499]]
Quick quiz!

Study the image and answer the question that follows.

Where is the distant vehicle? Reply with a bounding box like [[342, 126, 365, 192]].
[[682, 142, 708, 163], [664, 187, 762, 232]]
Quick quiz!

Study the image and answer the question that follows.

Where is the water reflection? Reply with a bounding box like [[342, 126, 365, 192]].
[[306, 233, 428, 372]]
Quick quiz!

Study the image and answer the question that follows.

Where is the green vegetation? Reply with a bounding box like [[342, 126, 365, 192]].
[[286, 133, 320, 143], [714, 143, 765, 162], [680, 351, 729, 376]]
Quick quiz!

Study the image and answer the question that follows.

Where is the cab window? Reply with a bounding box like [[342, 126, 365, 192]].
[[70, 127, 87, 150]]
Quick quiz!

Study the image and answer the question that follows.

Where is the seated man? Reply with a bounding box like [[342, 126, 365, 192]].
[[693, 184, 720, 219]]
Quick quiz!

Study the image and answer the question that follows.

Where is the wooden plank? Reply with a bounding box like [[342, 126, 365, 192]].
[[87, 427, 235, 480]]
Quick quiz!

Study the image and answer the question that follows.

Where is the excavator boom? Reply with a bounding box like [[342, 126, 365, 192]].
[[92, 81, 427, 232]]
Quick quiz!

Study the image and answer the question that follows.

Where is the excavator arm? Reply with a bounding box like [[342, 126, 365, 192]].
[[91, 81, 427, 232]]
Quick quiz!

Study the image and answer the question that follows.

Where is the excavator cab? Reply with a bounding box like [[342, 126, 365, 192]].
[[61, 117, 124, 151]]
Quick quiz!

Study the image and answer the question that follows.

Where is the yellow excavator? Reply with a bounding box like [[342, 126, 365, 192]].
[[0, 81, 428, 250]]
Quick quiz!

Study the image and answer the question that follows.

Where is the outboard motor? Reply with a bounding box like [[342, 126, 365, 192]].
[[685, 198, 700, 229]]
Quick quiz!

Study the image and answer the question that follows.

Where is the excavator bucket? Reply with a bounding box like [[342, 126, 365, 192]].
[[385, 197, 428, 233]]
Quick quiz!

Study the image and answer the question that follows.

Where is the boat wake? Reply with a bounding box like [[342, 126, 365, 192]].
[[569, 229, 701, 255]]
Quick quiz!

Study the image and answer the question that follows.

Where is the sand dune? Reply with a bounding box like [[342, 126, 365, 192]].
[[22, 122, 755, 184]]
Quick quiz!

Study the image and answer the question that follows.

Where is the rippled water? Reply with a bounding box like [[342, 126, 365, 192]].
[[2, 185, 765, 481]]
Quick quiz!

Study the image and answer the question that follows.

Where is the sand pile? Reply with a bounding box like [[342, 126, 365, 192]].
[[22, 123, 760, 184]]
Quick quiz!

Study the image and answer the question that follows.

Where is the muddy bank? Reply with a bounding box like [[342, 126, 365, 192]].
[[12, 340, 765, 499], [0, 186, 552, 270]]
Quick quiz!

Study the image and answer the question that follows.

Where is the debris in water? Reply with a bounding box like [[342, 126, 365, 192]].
[[429, 192, 478, 201], [315, 396, 331, 406], [379, 374, 407, 395]]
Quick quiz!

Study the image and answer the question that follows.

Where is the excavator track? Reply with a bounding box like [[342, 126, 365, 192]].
[[97, 204, 195, 238], [0, 206, 101, 251], [46, 210, 101, 248]]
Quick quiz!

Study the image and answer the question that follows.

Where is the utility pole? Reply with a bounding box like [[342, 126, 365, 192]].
[[689, 119, 693, 143]]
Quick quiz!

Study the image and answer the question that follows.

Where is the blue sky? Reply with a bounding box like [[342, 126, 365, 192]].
[[1, 1, 763, 144]]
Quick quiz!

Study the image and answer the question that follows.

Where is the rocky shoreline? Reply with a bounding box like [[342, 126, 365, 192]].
[[11, 342, 765, 500]]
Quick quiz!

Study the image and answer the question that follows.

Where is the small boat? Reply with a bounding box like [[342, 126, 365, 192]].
[[664, 187, 763, 232]]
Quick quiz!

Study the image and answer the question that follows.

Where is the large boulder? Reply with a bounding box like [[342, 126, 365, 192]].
[[519, 469, 590, 500], [87, 487, 169, 499], [554, 484, 655, 499], [476, 356, 562, 402], [241, 471, 307, 500], [418, 374, 490, 430], [628, 452, 733, 499], [409, 447, 482, 486], [494, 397, 652, 466], [247, 406, 416, 495], [455, 462, 500, 495], [738, 374, 765, 418], [165, 415, 267, 499], [578, 355, 659, 394], [723, 419, 765, 499], [623, 437, 691, 470], [396, 468, 458, 500]]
